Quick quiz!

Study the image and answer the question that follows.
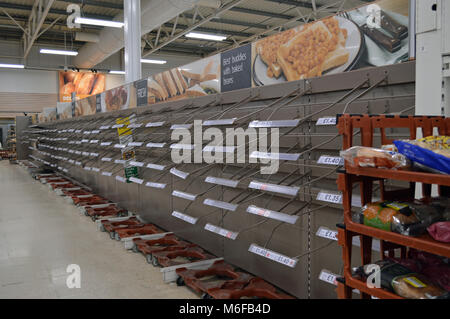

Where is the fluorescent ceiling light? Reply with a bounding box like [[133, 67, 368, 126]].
[[40, 48, 78, 56], [0, 63, 24, 69], [75, 17, 124, 28], [185, 32, 227, 41], [109, 70, 125, 75], [141, 59, 167, 65]]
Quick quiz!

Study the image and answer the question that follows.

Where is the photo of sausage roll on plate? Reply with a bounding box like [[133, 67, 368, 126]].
[[147, 56, 219, 104]]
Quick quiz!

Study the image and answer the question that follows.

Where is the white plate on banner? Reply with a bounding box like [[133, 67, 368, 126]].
[[348, 9, 409, 66], [253, 16, 363, 86]]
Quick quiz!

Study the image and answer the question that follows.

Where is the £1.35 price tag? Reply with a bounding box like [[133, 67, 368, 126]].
[[316, 191, 343, 204]]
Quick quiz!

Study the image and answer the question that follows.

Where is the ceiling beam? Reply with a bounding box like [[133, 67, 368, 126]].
[[228, 7, 296, 20], [23, 0, 56, 59], [143, 0, 246, 57], [163, 22, 253, 38], [263, 0, 313, 8], [0, 1, 114, 20], [56, 0, 122, 10]]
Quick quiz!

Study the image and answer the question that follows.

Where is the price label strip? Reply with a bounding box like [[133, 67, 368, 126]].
[[317, 156, 344, 166], [145, 121, 165, 128], [129, 177, 144, 185], [250, 151, 300, 161], [203, 199, 238, 212], [202, 145, 235, 153], [205, 176, 239, 188], [147, 163, 165, 171], [170, 168, 189, 180], [172, 190, 197, 201], [319, 269, 338, 285], [246, 205, 298, 225], [316, 117, 337, 126], [316, 191, 343, 204], [172, 211, 198, 225], [129, 161, 145, 167], [115, 176, 127, 183], [249, 119, 300, 128], [249, 181, 299, 197], [316, 226, 338, 241], [204, 223, 238, 240], [203, 118, 236, 126], [145, 182, 166, 189], [248, 244, 298, 268]]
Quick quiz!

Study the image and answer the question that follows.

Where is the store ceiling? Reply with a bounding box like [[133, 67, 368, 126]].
[[0, 0, 374, 67]]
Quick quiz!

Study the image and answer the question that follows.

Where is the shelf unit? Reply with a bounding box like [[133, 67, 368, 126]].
[[7, 124, 17, 163], [335, 114, 450, 299]]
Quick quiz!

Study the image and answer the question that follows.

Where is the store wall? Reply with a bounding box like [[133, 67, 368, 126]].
[[0, 40, 196, 116]]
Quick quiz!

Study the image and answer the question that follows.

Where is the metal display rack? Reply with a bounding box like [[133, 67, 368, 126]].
[[19, 62, 417, 298], [335, 114, 450, 299]]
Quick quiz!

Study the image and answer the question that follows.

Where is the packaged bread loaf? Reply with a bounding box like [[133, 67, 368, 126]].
[[354, 201, 443, 236], [340, 146, 409, 169], [357, 260, 450, 299]]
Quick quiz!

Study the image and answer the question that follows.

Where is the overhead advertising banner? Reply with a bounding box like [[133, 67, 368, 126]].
[[221, 43, 252, 92], [55, 0, 408, 123], [147, 55, 221, 105], [59, 71, 106, 102], [252, 0, 409, 86], [42, 107, 57, 122], [135, 79, 148, 107], [56, 102, 73, 120], [101, 84, 136, 112]]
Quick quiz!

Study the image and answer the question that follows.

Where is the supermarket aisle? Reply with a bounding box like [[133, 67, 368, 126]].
[[0, 162, 197, 299]]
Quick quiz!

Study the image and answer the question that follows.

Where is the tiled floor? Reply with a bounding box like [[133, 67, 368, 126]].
[[0, 161, 198, 299]]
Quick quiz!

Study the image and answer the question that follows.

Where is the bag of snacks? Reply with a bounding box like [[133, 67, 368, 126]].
[[340, 146, 409, 169], [394, 136, 450, 174], [356, 260, 450, 299], [354, 201, 442, 236]]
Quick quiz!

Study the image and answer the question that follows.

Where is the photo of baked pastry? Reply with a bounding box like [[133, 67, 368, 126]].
[[102, 85, 129, 112], [59, 71, 106, 102], [75, 95, 96, 116], [56, 102, 73, 120], [147, 56, 220, 104], [253, 16, 361, 86]]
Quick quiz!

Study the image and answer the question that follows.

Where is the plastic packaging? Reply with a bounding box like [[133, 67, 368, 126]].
[[427, 222, 450, 243], [353, 201, 443, 236], [357, 260, 449, 299], [340, 146, 409, 169], [394, 136, 450, 174]]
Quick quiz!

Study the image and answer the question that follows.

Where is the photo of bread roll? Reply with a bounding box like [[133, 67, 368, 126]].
[[76, 73, 95, 95], [91, 74, 105, 95], [61, 82, 75, 95], [59, 71, 106, 102]]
